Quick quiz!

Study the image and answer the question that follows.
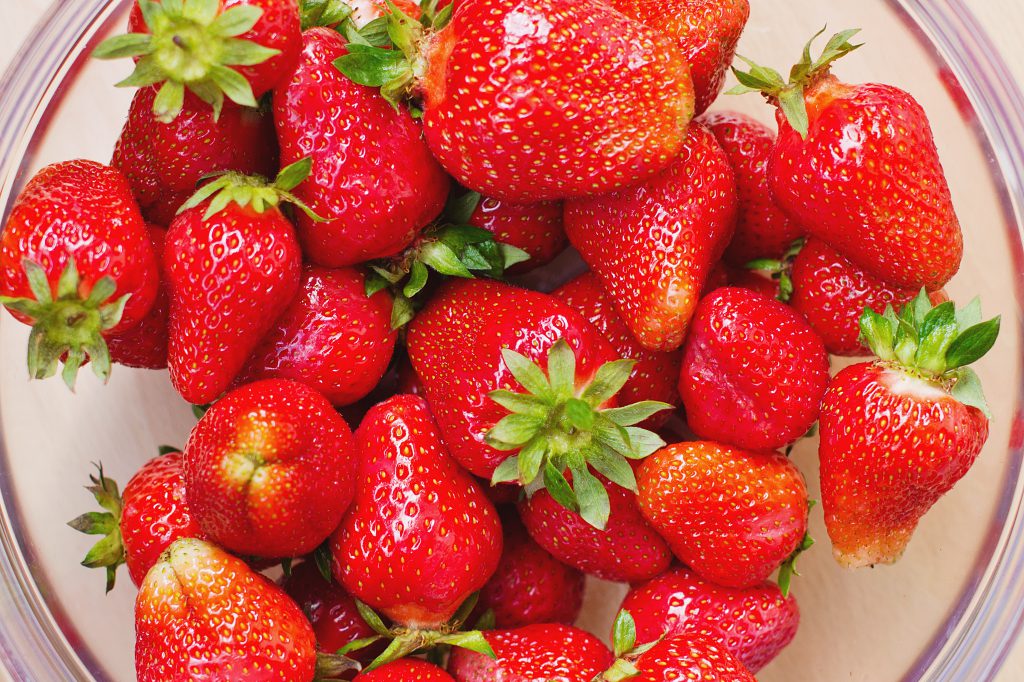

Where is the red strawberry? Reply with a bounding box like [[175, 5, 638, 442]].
[[273, 28, 449, 267], [184, 378, 357, 558], [237, 265, 397, 406], [96, 0, 301, 122], [819, 294, 998, 567], [447, 624, 614, 682], [733, 30, 962, 289], [164, 163, 306, 404], [611, 0, 750, 115], [727, 264, 782, 299], [679, 287, 829, 451], [699, 111, 803, 267], [0, 159, 158, 387], [466, 193, 567, 274], [637, 441, 809, 589], [107, 224, 170, 369], [622, 566, 799, 672], [337, 0, 695, 203], [356, 659, 455, 681], [565, 123, 737, 352]]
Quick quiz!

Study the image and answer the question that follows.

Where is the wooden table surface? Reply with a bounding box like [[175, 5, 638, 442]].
[[1, 1, 1023, 680]]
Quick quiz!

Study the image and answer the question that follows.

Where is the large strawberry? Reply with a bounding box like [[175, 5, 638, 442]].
[[819, 293, 999, 567], [564, 123, 737, 352], [107, 224, 171, 369], [185, 378, 357, 558], [465, 193, 567, 274], [356, 659, 455, 681], [0, 160, 158, 387], [273, 27, 449, 267], [337, 0, 695, 202], [732, 29, 962, 289]]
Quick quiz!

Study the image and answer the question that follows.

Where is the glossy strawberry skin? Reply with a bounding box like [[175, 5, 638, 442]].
[[356, 659, 455, 681], [165, 201, 301, 405], [330, 394, 502, 628], [632, 634, 756, 682], [679, 287, 829, 451], [819, 363, 989, 567], [623, 566, 799, 673], [406, 279, 619, 478], [770, 76, 962, 290], [274, 28, 449, 266], [469, 197, 567, 274], [237, 265, 397, 406], [637, 441, 808, 589], [135, 538, 316, 682], [0, 160, 158, 333], [184, 379, 357, 558], [447, 623, 614, 682], [421, 0, 695, 203], [108, 225, 170, 369], [700, 111, 803, 266], [565, 123, 737, 352]]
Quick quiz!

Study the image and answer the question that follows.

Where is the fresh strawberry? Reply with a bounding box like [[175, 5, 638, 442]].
[[236, 265, 397, 406], [337, 0, 695, 203], [679, 287, 829, 451], [96, 0, 302, 122], [819, 294, 999, 567], [637, 441, 809, 589], [621, 566, 799, 672], [273, 28, 449, 267], [447, 623, 614, 682], [699, 111, 803, 267], [107, 224, 170, 369], [565, 123, 737, 352], [356, 659, 455, 681], [611, 0, 750, 115], [732, 30, 962, 289], [0, 160, 158, 387], [465, 193, 567, 274], [184, 378, 357, 558], [165, 162, 308, 404], [727, 264, 783, 299]]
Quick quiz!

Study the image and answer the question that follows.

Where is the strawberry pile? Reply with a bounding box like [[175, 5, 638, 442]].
[[1, 0, 1001, 679]]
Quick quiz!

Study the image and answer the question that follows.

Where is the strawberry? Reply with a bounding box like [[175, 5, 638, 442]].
[[610, 0, 750, 115], [621, 566, 799, 672], [356, 659, 455, 681], [107, 224, 170, 369], [184, 378, 357, 558], [0, 160, 158, 387], [637, 441, 809, 589], [727, 264, 783, 299], [95, 0, 301, 122], [236, 265, 397, 406], [819, 293, 999, 567], [679, 287, 829, 451], [732, 29, 962, 289], [699, 111, 803, 267], [564, 123, 737, 352], [164, 162, 308, 404], [465, 193, 567, 274], [273, 28, 449, 267], [337, 0, 695, 203]]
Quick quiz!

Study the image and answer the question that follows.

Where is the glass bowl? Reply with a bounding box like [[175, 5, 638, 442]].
[[1, 1, 1023, 680]]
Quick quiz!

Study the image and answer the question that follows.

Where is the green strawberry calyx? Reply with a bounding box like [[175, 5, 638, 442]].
[[92, 0, 281, 122], [777, 498, 817, 598], [729, 28, 863, 139], [745, 237, 806, 303], [486, 340, 671, 531], [179, 157, 324, 221], [859, 291, 1001, 418], [592, 610, 662, 682], [67, 462, 128, 593], [312, 652, 362, 681], [299, 0, 353, 30]]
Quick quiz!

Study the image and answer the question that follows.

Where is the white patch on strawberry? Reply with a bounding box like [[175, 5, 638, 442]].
[[880, 368, 946, 400]]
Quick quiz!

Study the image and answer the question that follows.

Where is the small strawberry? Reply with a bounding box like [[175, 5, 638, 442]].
[[637, 441, 809, 589], [819, 293, 999, 567], [565, 123, 737, 352], [0, 160, 158, 387], [679, 287, 829, 451], [356, 659, 455, 681], [107, 224, 170, 369], [184, 378, 358, 558], [464, 192, 567, 274]]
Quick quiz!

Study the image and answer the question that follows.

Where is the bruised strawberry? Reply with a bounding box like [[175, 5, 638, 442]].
[[356, 659, 455, 681], [466, 193, 567, 274], [107, 225, 170, 369]]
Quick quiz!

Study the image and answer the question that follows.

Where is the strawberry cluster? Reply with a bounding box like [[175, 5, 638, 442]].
[[1, 0, 1000, 680]]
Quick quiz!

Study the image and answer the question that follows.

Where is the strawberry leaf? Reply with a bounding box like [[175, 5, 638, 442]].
[[946, 317, 1001, 370], [543, 462, 578, 511], [951, 367, 992, 419], [570, 462, 610, 530], [334, 44, 411, 88]]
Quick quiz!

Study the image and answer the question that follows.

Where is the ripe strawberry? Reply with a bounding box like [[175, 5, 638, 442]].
[[185, 378, 357, 558], [819, 294, 999, 567], [236, 265, 397, 406], [465, 193, 567, 274], [611, 0, 750, 115], [356, 659, 455, 681], [622, 566, 799, 672], [273, 28, 449, 267], [164, 162, 307, 404], [95, 0, 301, 122], [565, 123, 737, 352], [637, 441, 809, 589], [0, 160, 158, 387], [107, 224, 170, 369], [337, 0, 695, 202], [699, 111, 803, 267], [732, 30, 962, 289], [679, 287, 829, 451], [727, 264, 782, 299]]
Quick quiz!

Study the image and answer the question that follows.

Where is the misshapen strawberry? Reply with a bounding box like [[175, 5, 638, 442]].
[[107, 224, 170, 369]]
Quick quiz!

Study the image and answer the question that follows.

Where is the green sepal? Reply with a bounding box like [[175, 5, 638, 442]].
[[314, 542, 335, 584], [950, 367, 992, 419], [191, 403, 212, 419], [744, 235, 804, 304], [338, 636, 383, 656], [313, 651, 362, 681], [299, 0, 353, 30], [777, 531, 815, 598], [67, 463, 125, 593], [612, 610, 637, 658], [597, 610, 662, 681], [157, 445, 181, 456], [178, 158, 323, 221]]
